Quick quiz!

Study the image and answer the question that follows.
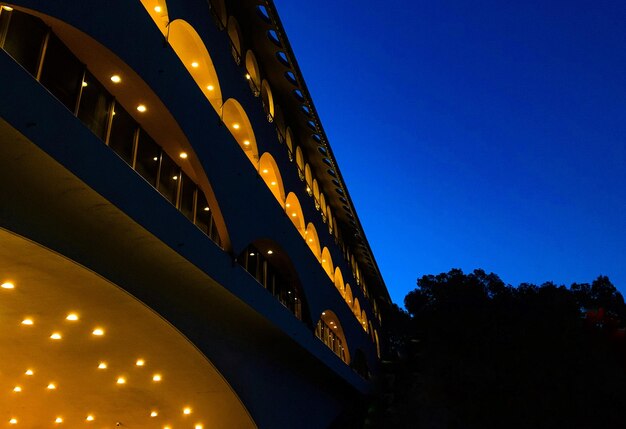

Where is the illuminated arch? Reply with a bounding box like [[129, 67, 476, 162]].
[[369, 321, 375, 342], [334, 267, 345, 296], [259, 153, 285, 208], [305, 223, 321, 261], [285, 192, 305, 237], [227, 16, 242, 64], [321, 247, 334, 279], [375, 329, 381, 358], [320, 192, 327, 221], [244, 50, 261, 95], [139, 0, 169, 35], [285, 127, 295, 159], [304, 164, 313, 195], [316, 310, 351, 364], [261, 79, 274, 122], [168, 19, 223, 111], [345, 283, 353, 306], [222, 98, 258, 167], [327, 206, 334, 233], [209, 0, 227, 28], [312, 179, 320, 209], [295, 146, 304, 179], [333, 217, 340, 240], [361, 310, 369, 332], [353, 297, 362, 321]]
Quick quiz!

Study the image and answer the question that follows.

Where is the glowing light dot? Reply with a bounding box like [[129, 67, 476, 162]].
[[232, 123, 240, 130], [291, 213, 297, 217], [136, 359, 145, 366], [154, 5, 162, 12], [243, 140, 250, 146], [98, 362, 107, 369], [262, 169, 268, 174], [179, 152, 188, 159], [21, 319, 33, 325], [9, 418, 17, 424], [309, 239, 313, 242], [195, 425, 204, 429], [116, 377, 126, 384], [82, 81, 88, 87], [13, 386, 21, 392], [207, 85, 214, 91], [267, 250, 273, 255], [203, 207, 210, 211], [47, 383, 56, 389], [183, 407, 192, 415], [55, 417, 63, 423], [92, 328, 104, 336], [25, 369, 34, 376], [50, 333, 62, 340], [110, 75, 121, 83], [66, 313, 79, 321], [191, 61, 199, 68], [153, 156, 158, 161], [286, 203, 291, 208], [153, 374, 162, 381], [1, 282, 14, 289], [137, 104, 147, 113], [245, 73, 251, 80], [86, 415, 94, 421], [172, 176, 178, 180], [2, 6, 14, 11], [150, 411, 158, 417], [270, 181, 276, 186]]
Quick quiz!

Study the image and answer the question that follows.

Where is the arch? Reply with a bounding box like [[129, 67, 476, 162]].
[[227, 16, 242, 64], [244, 50, 261, 95], [345, 283, 353, 306], [374, 329, 381, 358], [285, 192, 305, 237], [369, 321, 375, 342], [139, 0, 169, 35], [320, 192, 327, 220], [285, 127, 295, 159], [258, 152, 285, 208], [209, 0, 227, 29], [305, 223, 321, 261], [260, 79, 275, 122], [237, 240, 311, 326], [333, 216, 340, 240], [327, 206, 334, 233], [221, 98, 258, 167], [312, 179, 320, 209], [168, 19, 223, 112], [321, 247, 334, 279], [333, 267, 345, 296], [295, 146, 304, 179], [353, 297, 362, 321], [316, 310, 350, 364], [304, 164, 312, 195], [361, 310, 369, 332]]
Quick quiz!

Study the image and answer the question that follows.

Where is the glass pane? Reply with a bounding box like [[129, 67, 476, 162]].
[[2, 10, 47, 76], [77, 71, 112, 140], [135, 130, 160, 187], [195, 191, 212, 234], [40, 33, 83, 112], [179, 172, 195, 222], [108, 103, 136, 165], [157, 151, 179, 205]]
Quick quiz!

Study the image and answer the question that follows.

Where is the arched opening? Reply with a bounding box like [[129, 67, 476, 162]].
[[258, 153, 285, 208], [353, 298, 362, 322], [361, 310, 369, 332], [316, 310, 350, 364], [237, 240, 311, 325], [320, 193, 327, 221], [295, 146, 304, 180], [244, 50, 260, 96], [168, 19, 223, 112], [208, 0, 227, 29], [334, 267, 345, 296], [227, 16, 242, 64], [139, 0, 169, 35], [312, 179, 320, 210], [285, 192, 305, 237], [221, 98, 258, 167], [260, 79, 274, 122], [305, 223, 321, 261], [327, 206, 334, 234], [304, 164, 312, 195], [375, 329, 381, 358], [345, 283, 353, 306], [321, 247, 334, 279], [285, 127, 295, 159]]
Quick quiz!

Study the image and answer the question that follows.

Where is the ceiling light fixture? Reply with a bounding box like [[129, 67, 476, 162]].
[[110, 75, 121, 83], [137, 104, 147, 113], [66, 313, 79, 321], [1, 282, 14, 289]]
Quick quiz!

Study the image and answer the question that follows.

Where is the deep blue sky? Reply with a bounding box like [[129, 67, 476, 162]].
[[273, 0, 626, 306]]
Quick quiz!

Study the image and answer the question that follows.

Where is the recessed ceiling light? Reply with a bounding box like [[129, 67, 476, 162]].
[[50, 333, 62, 340], [21, 319, 33, 325], [82, 81, 88, 87], [110, 75, 121, 83], [150, 411, 158, 417], [291, 213, 296, 217], [195, 425, 204, 429], [154, 5, 162, 13], [66, 313, 79, 321], [232, 123, 240, 130], [116, 377, 126, 384], [98, 362, 107, 369], [9, 418, 17, 424], [152, 374, 162, 382], [137, 104, 147, 113], [262, 169, 268, 174], [86, 415, 94, 422], [191, 61, 199, 68], [136, 359, 145, 366], [13, 386, 21, 392], [207, 85, 214, 91], [1, 282, 14, 289], [179, 152, 188, 159], [243, 140, 250, 146], [270, 181, 276, 186], [203, 207, 210, 211], [25, 369, 34, 376], [286, 203, 291, 208], [47, 383, 56, 389], [55, 417, 63, 423], [267, 250, 273, 255], [92, 328, 104, 336], [172, 176, 178, 180], [245, 73, 251, 80], [183, 407, 192, 415]]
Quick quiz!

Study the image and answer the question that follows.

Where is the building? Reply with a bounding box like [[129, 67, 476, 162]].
[[0, 1, 390, 427]]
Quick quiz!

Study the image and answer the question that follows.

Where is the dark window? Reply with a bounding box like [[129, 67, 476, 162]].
[[158, 151, 180, 205], [39, 33, 83, 112], [1, 10, 47, 76], [135, 130, 160, 187], [77, 71, 112, 140], [179, 172, 195, 222], [195, 191, 213, 234], [108, 103, 137, 165]]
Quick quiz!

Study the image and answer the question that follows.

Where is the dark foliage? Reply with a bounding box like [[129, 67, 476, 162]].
[[379, 269, 626, 429]]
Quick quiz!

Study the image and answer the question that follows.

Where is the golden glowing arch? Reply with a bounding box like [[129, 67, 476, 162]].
[[321, 247, 334, 279], [320, 192, 327, 220], [304, 164, 312, 195], [259, 152, 285, 208], [244, 50, 261, 94], [334, 267, 345, 296], [327, 206, 334, 233], [353, 297, 362, 321], [261, 79, 274, 122], [345, 283, 353, 305], [361, 310, 368, 332], [317, 310, 351, 364], [227, 16, 242, 63], [168, 19, 223, 112], [140, 0, 169, 35], [375, 329, 381, 358], [295, 146, 304, 179], [286, 192, 305, 237], [312, 179, 320, 209], [305, 223, 321, 261], [222, 98, 258, 167]]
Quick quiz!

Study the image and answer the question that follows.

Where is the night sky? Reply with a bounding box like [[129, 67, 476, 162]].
[[273, 0, 626, 306]]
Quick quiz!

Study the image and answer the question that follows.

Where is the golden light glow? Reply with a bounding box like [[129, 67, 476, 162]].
[[154, 5, 162, 13], [9, 418, 17, 424], [1, 281, 15, 289], [207, 84, 215, 91], [243, 140, 250, 146], [86, 415, 94, 421], [270, 181, 277, 186], [172, 176, 178, 180], [286, 203, 291, 208], [25, 369, 34, 376], [267, 250, 274, 255], [2, 6, 14, 11], [50, 333, 62, 340], [92, 328, 104, 336], [137, 104, 147, 113], [179, 152, 188, 159], [203, 207, 210, 211], [98, 362, 107, 369], [150, 411, 158, 417], [195, 425, 204, 429], [13, 386, 22, 392], [232, 123, 240, 130], [262, 169, 269, 174], [245, 73, 251, 80], [291, 213, 297, 217], [82, 81, 88, 87], [153, 374, 162, 381], [183, 407, 192, 415], [136, 359, 145, 366], [110, 74, 121, 83], [191, 61, 199, 68], [116, 377, 126, 384], [47, 383, 56, 389], [21, 318, 33, 325], [66, 313, 79, 321], [55, 417, 63, 423]]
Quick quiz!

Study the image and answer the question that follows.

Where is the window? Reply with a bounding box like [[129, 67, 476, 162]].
[[39, 33, 83, 112], [179, 172, 195, 222], [157, 151, 180, 205], [77, 71, 112, 140], [0, 9, 47, 76], [135, 130, 161, 187]]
